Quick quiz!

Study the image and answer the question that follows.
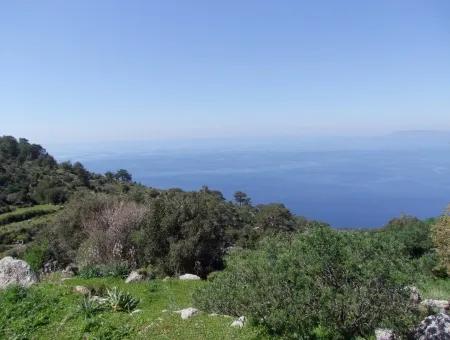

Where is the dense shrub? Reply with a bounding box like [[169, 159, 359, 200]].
[[78, 263, 130, 279], [22, 241, 52, 272], [194, 227, 420, 339], [382, 215, 433, 258], [432, 206, 450, 275], [76, 199, 146, 268], [131, 190, 239, 277]]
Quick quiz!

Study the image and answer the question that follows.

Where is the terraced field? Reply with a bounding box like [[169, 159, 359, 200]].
[[0, 205, 61, 257]]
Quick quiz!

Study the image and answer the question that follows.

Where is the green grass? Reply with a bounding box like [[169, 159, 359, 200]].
[[0, 205, 61, 226], [418, 278, 450, 300], [0, 277, 266, 339]]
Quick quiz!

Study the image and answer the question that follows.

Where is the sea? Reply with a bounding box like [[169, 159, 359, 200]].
[[50, 132, 450, 228]]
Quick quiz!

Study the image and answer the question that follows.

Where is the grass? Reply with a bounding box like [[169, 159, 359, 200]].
[[0, 277, 266, 339], [418, 278, 450, 300]]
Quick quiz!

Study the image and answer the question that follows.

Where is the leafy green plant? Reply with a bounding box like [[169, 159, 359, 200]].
[[78, 263, 130, 279], [78, 265, 103, 279], [22, 241, 51, 271], [79, 296, 104, 318], [106, 287, 139, 312], [194, 227, 420, 339]]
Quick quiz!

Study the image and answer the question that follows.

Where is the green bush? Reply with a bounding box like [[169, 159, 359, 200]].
[[79, 265, 103, 279], [78, 263, 130, 279], [194, 227, 420, 339], [22, 241, 51, 271]]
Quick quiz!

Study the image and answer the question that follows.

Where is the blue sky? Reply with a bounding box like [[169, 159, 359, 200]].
[[1, 0, 450, 143]]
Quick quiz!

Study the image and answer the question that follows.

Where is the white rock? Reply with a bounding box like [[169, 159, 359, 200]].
[[125, 271, 145, 283], [73, 285, 90, 295], [175, 307, 199, 319], [130, 309, 143, 315], [179, 273, 201, 281], [231, 316, 246, 328], [375, 328, 395, 340], [420, 299, 449, 314], [414, 313, 450, 339], [0, 257, 37, 289], [90, 295, 108, 304]]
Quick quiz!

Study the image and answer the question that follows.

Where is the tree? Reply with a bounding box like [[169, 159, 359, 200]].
[[255, 203, 296, 232], [115, 169, 132, 182], [73, 162, 90, 186], [105, 171, 115, 182], [233, 191, 251, 206], [432, 205, 450, 275]]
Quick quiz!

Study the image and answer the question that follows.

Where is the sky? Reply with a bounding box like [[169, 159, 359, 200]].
[[1, 0, 450, 144]]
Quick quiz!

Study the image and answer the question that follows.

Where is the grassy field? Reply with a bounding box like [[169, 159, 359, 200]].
[[0, 277, 266, 340]]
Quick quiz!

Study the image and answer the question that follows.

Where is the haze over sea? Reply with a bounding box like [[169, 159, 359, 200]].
[[50, 131, 450, 228]]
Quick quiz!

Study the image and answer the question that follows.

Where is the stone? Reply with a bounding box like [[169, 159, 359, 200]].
[[407, 286, 421, 304], [414, 313, 450, 340], [73, 285, 90, 295], [231, 316, 246, 328], [175, 307, 199, 320], [421, 299, 449, 314], [90, 295, 108, 304], [179, 273, 201, 281], [163, 276, 171, 282], [375, 328, 395, 340], [62, 264, 78, 277], [125, 271, 145, 283], [0, 256, 37, 289]]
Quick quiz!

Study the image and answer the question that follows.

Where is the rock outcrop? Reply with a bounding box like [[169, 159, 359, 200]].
[[0, 256, 37, 289], [421, 299, 450, 315], [125, 271, 145, 283], [179, 273, 201, 280], [73, 285, 90, 295], [414, 313, 450, 339], [231, 316, 246, 328], [175, 307, 199, 319], [375, 329, 395, 340]]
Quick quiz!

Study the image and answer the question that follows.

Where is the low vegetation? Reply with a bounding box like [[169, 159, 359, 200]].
[[0, 278, 265, 339]]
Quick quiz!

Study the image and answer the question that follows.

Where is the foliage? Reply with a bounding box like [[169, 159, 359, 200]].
[[79, 263, 130, 279], [76, 198, 146, 268], [79, 296, 104, 318], [22, 240, 52, 271], [432, 205, 450, 275], [194, 227, 420, 339], [105, 286, 140, 312], [131, 189, 240, 277], [0, 136, 135, 208], [382, 215, 434, 259]]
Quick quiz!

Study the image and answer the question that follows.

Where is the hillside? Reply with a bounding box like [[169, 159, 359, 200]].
[[0, 136, 134, 210]]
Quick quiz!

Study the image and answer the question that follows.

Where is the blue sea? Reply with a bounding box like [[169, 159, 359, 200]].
[[51, 134, 450, 228]]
